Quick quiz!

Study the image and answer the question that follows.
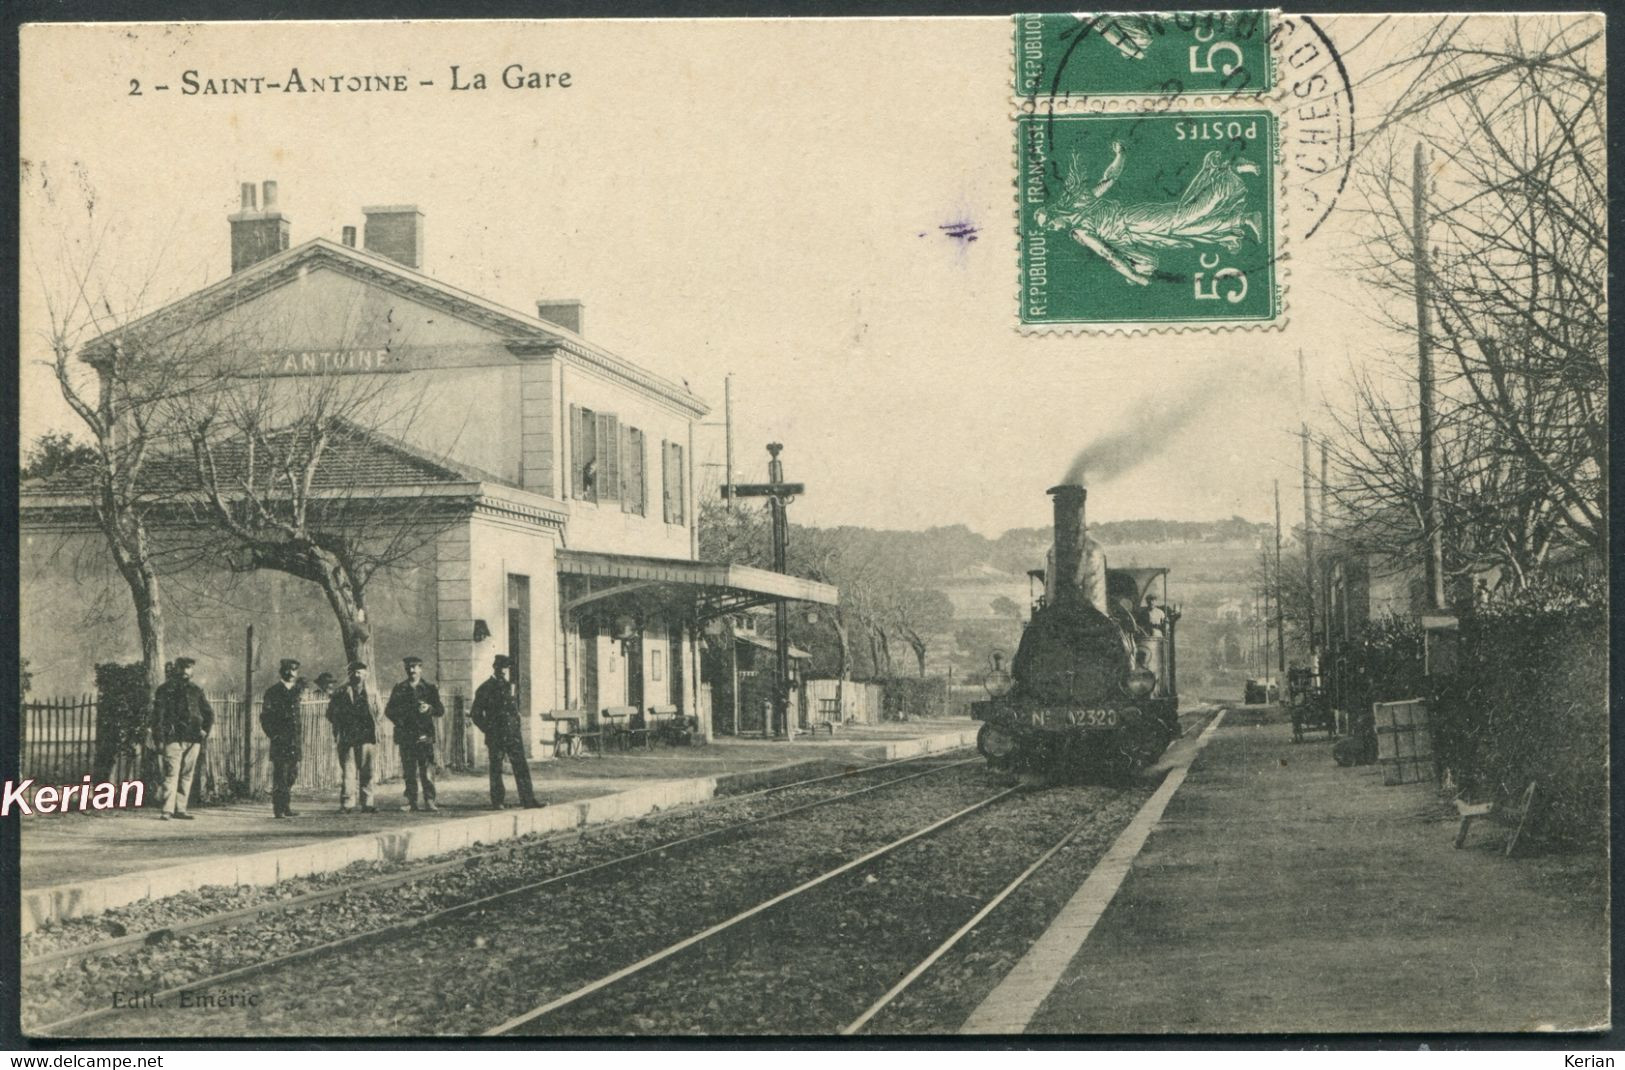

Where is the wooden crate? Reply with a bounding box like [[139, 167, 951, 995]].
[[1374, 698, 1434, 785]]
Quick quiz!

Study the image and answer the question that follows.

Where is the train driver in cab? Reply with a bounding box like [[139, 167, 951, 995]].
[[1135, 593, 1167, 634]]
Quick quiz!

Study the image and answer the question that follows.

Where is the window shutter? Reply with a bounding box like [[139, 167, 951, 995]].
[[672, 442, 685, 525], [568, 405, 583, 499], [637, 429, 648, 516], [596, 412, 620, 503], [661, 439, 672, 523], [619, 427, 632, 514], [621, 426, 645, 516]]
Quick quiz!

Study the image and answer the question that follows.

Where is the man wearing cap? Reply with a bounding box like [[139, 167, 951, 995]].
[[385, 656, 444, 812], [261, 658, 306, 819], [325, 660, 378, 813], [470, 655, 541, 809], [151, 657, 213, 821]]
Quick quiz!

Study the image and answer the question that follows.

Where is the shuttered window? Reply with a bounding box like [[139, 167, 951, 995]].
[[621, 426, 646, 516], [569, 404, 624, 504]]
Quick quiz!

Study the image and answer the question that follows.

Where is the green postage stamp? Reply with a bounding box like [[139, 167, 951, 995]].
[[1016, 110, 1280, 329], [1014, 11, 1275, 98]]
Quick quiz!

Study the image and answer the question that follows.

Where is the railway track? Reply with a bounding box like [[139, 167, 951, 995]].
[[491, 782, 1144, 1036], [23, 749, 972, 977], [30, 752, 987, 1037], [485, 784, 1027, 1035]]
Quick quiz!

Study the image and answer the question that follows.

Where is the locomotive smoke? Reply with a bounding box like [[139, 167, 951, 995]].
[[1061, 388, 1215, 486]]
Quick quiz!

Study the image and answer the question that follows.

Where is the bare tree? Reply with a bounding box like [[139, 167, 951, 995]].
[[177, 368, 459, 676], [1333, 16, 1606, 590], [25, 166, 225, 694]]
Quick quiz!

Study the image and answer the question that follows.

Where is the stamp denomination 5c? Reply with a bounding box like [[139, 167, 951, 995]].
[[1014, 12, 1275, 100], [1017, 110, 1280, 329]]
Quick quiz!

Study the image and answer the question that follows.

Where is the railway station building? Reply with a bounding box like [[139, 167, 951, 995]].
[[20, 181, 836, 753]]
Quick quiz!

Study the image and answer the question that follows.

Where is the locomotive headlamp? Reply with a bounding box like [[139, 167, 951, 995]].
[[982, 653, 1013, 698], [1124, 667, 1157, 698]]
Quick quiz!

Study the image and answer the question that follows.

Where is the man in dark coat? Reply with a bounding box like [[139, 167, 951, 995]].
[[385, 656, 444, 812], [469, 655, 541, 809], [152, 657, 213, 820], [261, 658, 306, 819], [325, 660, 378, 813]]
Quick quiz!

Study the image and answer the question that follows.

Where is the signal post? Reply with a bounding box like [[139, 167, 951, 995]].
[[724, 443, 806, 739]]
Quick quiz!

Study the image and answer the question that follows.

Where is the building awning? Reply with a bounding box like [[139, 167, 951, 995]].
[[732, 631, 813, 661], [558, 549, 838, 621]]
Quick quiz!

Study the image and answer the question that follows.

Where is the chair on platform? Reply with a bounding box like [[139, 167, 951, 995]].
[[601, 705, 638, 752], [812, 697, 841, 736], [544, 713, 582, 758], [645, 704, 677, 747], [573, 710, 608, 756]]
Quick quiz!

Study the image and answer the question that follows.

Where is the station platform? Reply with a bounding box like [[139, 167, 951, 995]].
[[21, 718, 980, 934], [964, 708, 1610, 1034]]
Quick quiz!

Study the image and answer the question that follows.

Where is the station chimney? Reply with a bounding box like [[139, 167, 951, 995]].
[[228, 180, 291, 273], [535, 299, 584, 335], [361, 205, 425, 269]]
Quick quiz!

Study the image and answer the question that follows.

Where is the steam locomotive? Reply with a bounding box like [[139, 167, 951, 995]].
[[971, 484, 1181, 779]]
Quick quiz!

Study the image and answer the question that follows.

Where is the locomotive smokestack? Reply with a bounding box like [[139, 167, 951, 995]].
[[1047, 483, 1087, 606]]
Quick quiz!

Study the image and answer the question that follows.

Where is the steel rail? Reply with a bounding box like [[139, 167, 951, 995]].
[[484, 785, 1024, 1036], [840, 819, 1089, 1034], [24, 747, 970, 977], [32, 755, 979, 1038]]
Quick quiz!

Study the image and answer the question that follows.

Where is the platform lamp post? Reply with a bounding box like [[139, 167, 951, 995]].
[[724, 443, 806, 739]]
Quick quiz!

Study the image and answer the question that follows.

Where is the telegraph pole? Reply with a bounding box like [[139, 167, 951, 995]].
[[1274, 478, 1285, 674], [724, 375, 735, 512], [724, 443, 806, 738], [1319, 441, 1329, 654], [1413, 142, 1446, 613], [1414, 141, 1458, 677], [1298, 350, 1317, 659]]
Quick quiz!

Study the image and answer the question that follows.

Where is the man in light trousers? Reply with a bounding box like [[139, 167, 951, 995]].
[[325, 660, 378, 813], [151, 657, 213, 820]]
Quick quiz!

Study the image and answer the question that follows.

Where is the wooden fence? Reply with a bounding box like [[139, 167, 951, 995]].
[[20, 689, 471, 797], [803, 679, 885, 725]]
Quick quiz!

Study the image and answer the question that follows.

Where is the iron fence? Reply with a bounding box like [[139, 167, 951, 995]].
[[20, 689, 471, 797]]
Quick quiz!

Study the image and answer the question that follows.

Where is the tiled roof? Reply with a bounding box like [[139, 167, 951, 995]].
[[22, 421, 477, 497]]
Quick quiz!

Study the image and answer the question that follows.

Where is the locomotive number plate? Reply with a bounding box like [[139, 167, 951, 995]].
[[1031, 707, 1124, 729]]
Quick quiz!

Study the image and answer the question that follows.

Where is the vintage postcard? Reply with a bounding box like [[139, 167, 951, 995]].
[[12, 12, 1608, 1045]]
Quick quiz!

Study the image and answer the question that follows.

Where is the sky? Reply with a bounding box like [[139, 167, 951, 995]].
[[19, 15, 1494, 536]]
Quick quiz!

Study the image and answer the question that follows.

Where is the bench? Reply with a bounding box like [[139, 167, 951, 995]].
[[1454, 781, 1537, 856]]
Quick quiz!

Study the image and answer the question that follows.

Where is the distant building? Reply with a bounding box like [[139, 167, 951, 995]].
[[21, 181, 835, 752]]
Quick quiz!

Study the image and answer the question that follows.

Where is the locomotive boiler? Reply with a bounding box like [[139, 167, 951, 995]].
[[971, 484, 1181, 778]]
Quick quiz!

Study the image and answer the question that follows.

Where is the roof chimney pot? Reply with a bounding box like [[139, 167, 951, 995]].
[[228, 181, 290, 273], [536, 299, 584, 335], [341, 225, 357, 248], [361, 205, 424, 270]]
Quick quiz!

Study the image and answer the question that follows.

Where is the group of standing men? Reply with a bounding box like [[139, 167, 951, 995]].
[[147, 652, 545, 819], [255, 653, 542, 818]]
